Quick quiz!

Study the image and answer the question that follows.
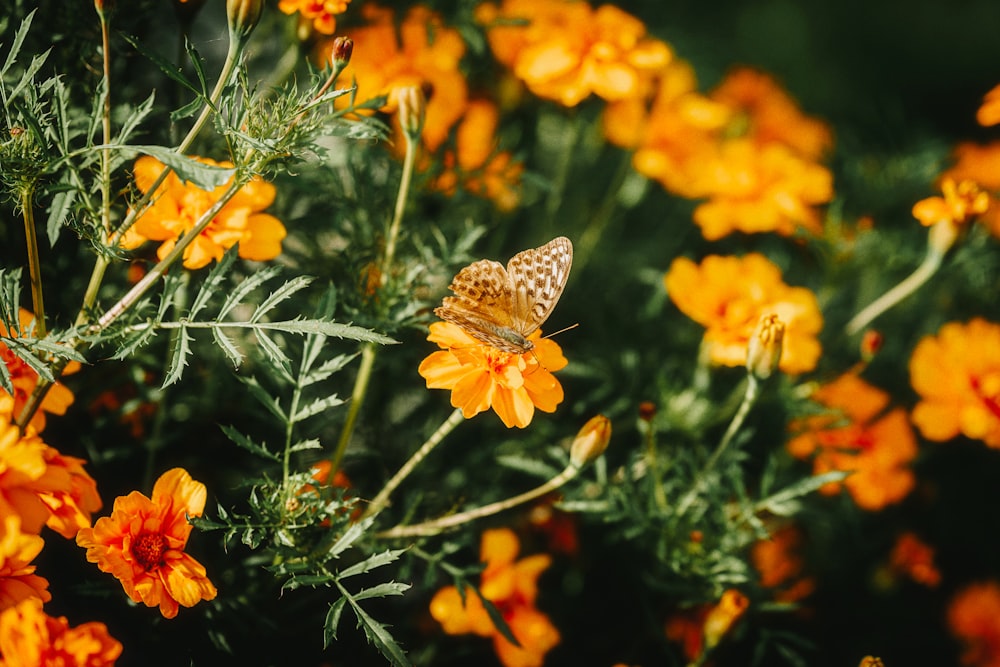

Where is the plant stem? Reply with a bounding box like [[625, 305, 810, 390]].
[[376, 459, 582, 539], [99, 9, 112, 240], [381, 130, 417, 282], [844, 245, 945, 336], [363, 408, 465, 520], [20, 189, 46, 338], [329, 342, 376, 473], [676, 375, 760, 517]]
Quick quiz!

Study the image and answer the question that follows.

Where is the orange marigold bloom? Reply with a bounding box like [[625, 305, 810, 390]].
[[322, 4, 468, 152], [940, 142, 1000, 237], [888, 532, 941, 588], [277, 0, 350, 35], [0, 309, 77, 434], [978, 83, 1000, 127], [912, 177, 991, 229], [910, 318, 1000, 448], [76, 468, 217, 619], [477, 0, 672, 107], [665, 590, 749, 663], [418, 322, 567, 429], [0, 597, 121, 667], [430, 528, 560, 667], [432, 100, 524, 211], [37, 447, 102, 540], [948, 581, 1000, 667], [121, 156, 286, 270], [0, 517, 49, 612], [751, 524, 815, 603], [664, 254, 823, 374], [787, 373, 917, 510]]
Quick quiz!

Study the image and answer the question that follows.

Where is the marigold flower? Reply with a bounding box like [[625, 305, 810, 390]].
[[978, 83, 1000, 127], [418, 322, 567, 429], [121, 156, 286, 270], [940, 142, 1000, 237], [787, 373, 917, 510], [664, 254, 823, 374], [0, 517, 49, 612], [36, 447, 102, 540], [948, 581, 1000, 667], [477, 0, 672, 107], [751, 524, 815, 603], [429, 528, 560, 667], [745, 314, 785, 380], [702, 589, 749, 651], [0, 309, 77, 433], [909, 318, 1000, 448], [665, 589, 749, 662], [888, 532, 941, 588], [569, 414, 611, 467], [76, 468, 217, 619], [0, 597, 122, 667], [322, 4, 468, 152], [278, 0, 350, 35], [912, 177, 991, 230]]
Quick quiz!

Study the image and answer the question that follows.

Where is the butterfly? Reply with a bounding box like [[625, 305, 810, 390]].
[[434, 236, 574, 354]]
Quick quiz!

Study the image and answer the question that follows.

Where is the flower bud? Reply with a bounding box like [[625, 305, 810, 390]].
[[227, 0, 264, 41], [702, 589, 749, 651], [860, 329, 883, 362], [396, 85, 426, 141], [746, 314, 785, 379], [569, 415, 611, 468], [858, 658, 884, 667], [330, 36, 354, 74]]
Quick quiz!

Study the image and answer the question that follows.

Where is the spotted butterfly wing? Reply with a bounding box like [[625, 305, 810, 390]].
[[435, 237, 574, 354]]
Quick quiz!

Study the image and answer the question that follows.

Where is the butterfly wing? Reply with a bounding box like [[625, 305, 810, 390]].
[[506, 236, 573, 337], [434, 259, 524, 350]]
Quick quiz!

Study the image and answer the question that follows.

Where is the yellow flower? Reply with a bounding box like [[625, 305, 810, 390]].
[[0, 517, 49, 612], [419, 322, 567, 429], [909, 318, 1000, 448], [430, 528, 560, 667], [76, 468, 217, 619], [477, 0, 672, 107], [278, 0, 350, 35], [121, 156, 286, 270], [787, 373, 917, 510], [664, 254, 823, 374], [0, 597, 122, 667]]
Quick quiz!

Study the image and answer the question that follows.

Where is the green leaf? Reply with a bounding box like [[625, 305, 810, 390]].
[[256, 319, 397, 345], [337, 583, 411, 667], [292, 394, 345, 422], [114, 92, 156, 146], [0, 355, 12, 396], [46, 186, 77, 245], [122, 145, 235, 189], [322, 516, 375, 561], [301, 353, 355, 387], [218, 266, 282, 319], [254, 330, 292, 377], [323, 598, 348, 647], [249, 276, 314, 323], [754, 470, 850, 517], [162, 325, 192, 388], [219, 424, 280, 462], [212, 327, 243, 368], [189, 248, 237, 319], [7, 49, 51, 105], [120, 33, 201, 97], [338, 549, 407, 579], [351, 581, 411, 601], [288, 438, 322, 453], [1, 9, 36, 80], [235, 375, 288, 422], [471, 586, 519, 648]]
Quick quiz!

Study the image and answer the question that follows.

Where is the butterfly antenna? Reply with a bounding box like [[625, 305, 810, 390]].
[[542, 323, 579, 340]]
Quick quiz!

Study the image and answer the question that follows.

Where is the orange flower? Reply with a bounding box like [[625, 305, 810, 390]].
[[121, 156, 286, 270], [0, 309, 77, 433], [751, 524, 815, 603], [912, 177, 991, 229], [910, 318, 1000, 448], [0, 597, 122, 667], [702, 589, 749, 652], [277, 0, 349, 35], [888, 532, 941, 588], [664, 254, 823, 374], [948, 581, 1000, 667], [978, 83, 1000, 127], [36, 447, 102, 540], [787, 373, 917, 510], [940, 142, 1000, 237], [664, 589, 749, 662], [432, 100, 524, 211], [477, 0, 672, 107], [0, 517, 49, 612], [76, 468, 217, 619], [429, 528, 560, 667], [691, 140, 833, 240], [418, 321, 567, 429], [322, 4, 468, 152]]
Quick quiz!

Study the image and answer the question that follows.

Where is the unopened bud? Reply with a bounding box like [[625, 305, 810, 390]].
[[227, 0, 264, 41], [860, 329, 883, 362], [702, 589, 749, 651], [638, 401, 656, 423], [569, 415, 611, 467], [330, 36, 354, 74], [746, 314, 785, 379], [94, 0, 115, 16], [396, 85, 426, 141], [858, 658, 884, 667]]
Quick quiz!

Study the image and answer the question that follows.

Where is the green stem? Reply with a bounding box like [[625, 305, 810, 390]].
[[676, 375, 760, 517], [381, 130, 417, 281], [376, 459, 581, 539], [363, 408, 465, 520], [330, 342, 376, 474], [99, 10, 112, 240], [20, 189, 46, 338], [643, 415, 668, 511]]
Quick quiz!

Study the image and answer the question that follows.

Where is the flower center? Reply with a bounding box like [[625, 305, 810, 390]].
[[132, 532, 169, 571]]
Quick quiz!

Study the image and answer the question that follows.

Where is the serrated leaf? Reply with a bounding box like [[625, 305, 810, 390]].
[[2, 341, 54, 383], [254, 330, 292, 376], [162, 325, 192, 388], [281, 574, 336, 592], [351, 582, 411, 601], [1, 9, 36, 79], [323, 516, 375, 561], [170, 96, 204, 122], [212, 327, 243, 368], [754, 470, 849, 516], [121, 145, 235, 189], [218, 266, 282, 319], [120, 33, 200, 97], [337, 583, 411, 667], [288, 438, 322, 453], [114, 92, 156, 146], [249, 276, 314, 323], [293, 394, 344, 422], [324, 598, 348, 647], [46, 186, 76, 245], [235, 375, 287, 422], [338, 549, 407, 579], [471, 586, 519, 648], [219, 424, 280, 462], [495, 455, 561, 480], [190, 248, 237, 319], [111, 322, 158, 360], [256, 319, 397, 345], [7, 49, 49, 103], [301, 353, 356, 387], [0, 357, 12, 396]]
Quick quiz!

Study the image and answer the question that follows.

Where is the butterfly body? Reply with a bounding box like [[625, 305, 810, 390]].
[[435, 237, 573, 354]]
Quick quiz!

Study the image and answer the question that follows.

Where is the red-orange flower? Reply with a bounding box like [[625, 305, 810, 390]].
[[477, 0, 672, 107], [948, 581, 1000, 667], [664, 589, 749, 662], [787, 373, 917, 510], [430, 528, 560, 667], [76, 468, 217, 619], [36, 447, 102, 540], [910, 318, 1000, 448], [0, 597, 121, 667], [121, 156, 286, 270], [418, 322, 567, 428], [751, 524, 815, 603], [0, 309, 76, 434], [277, 0, 349, 35], [978, 83, 1000, 127], [664, 254, 823, 374], [0, 517, 49, 612], [887, 532, 941, 588]]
